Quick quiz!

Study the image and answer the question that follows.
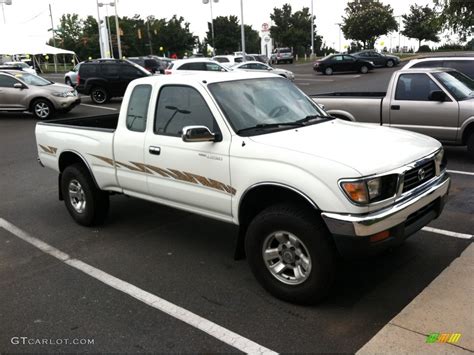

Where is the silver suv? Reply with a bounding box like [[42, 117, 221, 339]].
[[271, 48, 294, 64], [0, 70, 80, 119]]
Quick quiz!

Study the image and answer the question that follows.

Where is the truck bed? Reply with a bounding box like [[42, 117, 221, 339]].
[[37, 114, 119, 132]]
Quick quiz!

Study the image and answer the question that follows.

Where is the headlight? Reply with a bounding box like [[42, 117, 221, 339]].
[[52, 91, 75, 98], [341, 174, 398, 205], [434, 148, 446, 174]]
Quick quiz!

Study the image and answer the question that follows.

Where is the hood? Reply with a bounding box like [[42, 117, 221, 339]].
[[39, 82, 75, 92], [248, 119, 441, 176]]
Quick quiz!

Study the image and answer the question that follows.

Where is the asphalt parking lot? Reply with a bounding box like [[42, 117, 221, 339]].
[[0, 65, 473, 353]]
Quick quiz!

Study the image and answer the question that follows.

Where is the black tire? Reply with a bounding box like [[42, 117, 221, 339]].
[[61, 163, 109, 226], [65, 77, 73, 86], [386, 60, 394, 68], [289, 60, 293, 64], [90, 87, 109, 104], [245, 204, 336, 304], [324, 67, 333, 75], [467, 132, 474, 159], [31, 99, 54, 120], [360, 65, 369, 74]]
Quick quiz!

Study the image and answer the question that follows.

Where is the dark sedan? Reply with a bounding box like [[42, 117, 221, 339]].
[[313, 54, 374, 75], [352, 50, 400, 68]]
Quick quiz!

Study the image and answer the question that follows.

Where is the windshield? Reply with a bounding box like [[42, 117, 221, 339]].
[[208, 77, 328, 136], [6, 62, 29, 68], [13, 72, 51, 86], [433, 71, 474, 101]]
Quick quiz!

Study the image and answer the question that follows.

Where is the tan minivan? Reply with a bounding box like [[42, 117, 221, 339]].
[[0, 70, 80, 119]]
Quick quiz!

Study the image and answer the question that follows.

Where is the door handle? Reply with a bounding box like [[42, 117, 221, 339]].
[[391, 105, 400, 110], [149, 146, 161, 155]]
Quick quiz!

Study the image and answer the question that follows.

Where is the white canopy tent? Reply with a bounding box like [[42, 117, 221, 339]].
[[0, 24, 77, 72]]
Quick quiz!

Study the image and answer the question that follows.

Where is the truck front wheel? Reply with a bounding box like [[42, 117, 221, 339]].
[[61, 164, 109, 226], [245, 204, 335, 304]]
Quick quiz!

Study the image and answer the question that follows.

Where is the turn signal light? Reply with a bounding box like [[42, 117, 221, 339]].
[[370, 230, 390, 243], [341, 182, 368, 203]]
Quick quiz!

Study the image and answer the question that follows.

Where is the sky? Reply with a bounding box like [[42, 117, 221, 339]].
[[0, 0, 455, 53]]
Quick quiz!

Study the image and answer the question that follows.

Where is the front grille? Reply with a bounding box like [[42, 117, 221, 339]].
[[402, 160, 435, 193]]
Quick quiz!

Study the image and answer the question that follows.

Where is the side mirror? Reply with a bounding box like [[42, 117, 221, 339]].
[[429, 90, 447, 102], [13, 83, 25, 89], [182, 125, 219, 143]]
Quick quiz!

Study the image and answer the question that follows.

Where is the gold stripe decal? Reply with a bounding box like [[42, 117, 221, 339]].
[[39, 145, 58, 156], [88, 154, 236, 196]]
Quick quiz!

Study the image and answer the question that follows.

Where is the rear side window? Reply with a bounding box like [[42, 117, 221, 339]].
[[205, 63, 224, 71], [443, 60, 474, 79], [0, 74, 19, 87], [395, 73, 441, 101], [179, 62, 206, 70], [80, 64, 98, 76], [154, 85, 218, 136], [214, 57, 229, 63], [101, 64, 120, 77], [126, 84, 152, 132]]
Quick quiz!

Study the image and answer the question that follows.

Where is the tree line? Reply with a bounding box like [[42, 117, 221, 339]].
[[49, 0, 473, 60]]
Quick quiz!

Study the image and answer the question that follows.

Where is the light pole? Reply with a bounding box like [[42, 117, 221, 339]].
[[95, 0, 105, 58], [310, 0, 314, 59], [112, 0, 122, 59], [335, 23, 342, 53], [98, 2, 116, 58], [0, 0, 12, 24], [395, 15, 402, 53], [240, 0, 245, 59], [202, 0, 218, 56]]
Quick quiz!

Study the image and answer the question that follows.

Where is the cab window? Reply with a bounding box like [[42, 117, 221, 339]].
[[126, 84, 152, 132], [395, 73, 442, 101], [154, 85, 219, 137]]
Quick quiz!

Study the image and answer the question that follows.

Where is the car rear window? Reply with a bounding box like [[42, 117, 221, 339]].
[[214, 57, 230, 63], [279, 48, 291, 53], [411, 60, 443, 68]]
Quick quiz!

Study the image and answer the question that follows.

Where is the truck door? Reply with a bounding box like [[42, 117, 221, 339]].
[[144, 84, 233, 218], [113, 84, 152, 195], [388, 73, 458, 142]]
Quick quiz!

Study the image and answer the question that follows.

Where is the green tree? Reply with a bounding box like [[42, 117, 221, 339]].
[[52, 14, 83, 52], [341, 1, 398, 49], [206, 16, 260, 54], [79, 16, 100, 59], [402, 4, 441, 49], [435, 0, 474, 41], [156, 15, 197, 57], [206, 16, 240, 54], [270, 4, 323, 55], [244, 25, 261, 54]]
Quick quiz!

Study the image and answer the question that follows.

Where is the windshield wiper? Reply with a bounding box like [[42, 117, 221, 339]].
[[294, 114, 334, 125], [237, 122, 304, 134]]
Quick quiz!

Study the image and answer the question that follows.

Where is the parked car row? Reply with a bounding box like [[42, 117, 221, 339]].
[[314, 51, 401, 75]]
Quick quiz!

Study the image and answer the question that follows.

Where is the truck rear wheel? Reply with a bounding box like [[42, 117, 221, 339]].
[[245, 204, 335, 304], [61, 164, 109, 226]]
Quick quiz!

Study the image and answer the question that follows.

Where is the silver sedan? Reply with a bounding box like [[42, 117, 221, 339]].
[[231, 61, 295, 80]]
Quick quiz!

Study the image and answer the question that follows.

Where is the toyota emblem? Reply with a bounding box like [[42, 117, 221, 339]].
[[417, 168, 426, 181]]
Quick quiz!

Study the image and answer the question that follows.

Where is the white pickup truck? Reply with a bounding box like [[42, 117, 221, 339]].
[[36, 72, 450, 304]]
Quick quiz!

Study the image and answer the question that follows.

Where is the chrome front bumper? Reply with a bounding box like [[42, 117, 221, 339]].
[[321, 172, 451, 237]]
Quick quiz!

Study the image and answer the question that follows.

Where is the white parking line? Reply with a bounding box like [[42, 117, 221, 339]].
[[80, 103, 118, 111], [0, 218, 276, 355], [447, 169, 474, 176], [422, 227, 472, 240]]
